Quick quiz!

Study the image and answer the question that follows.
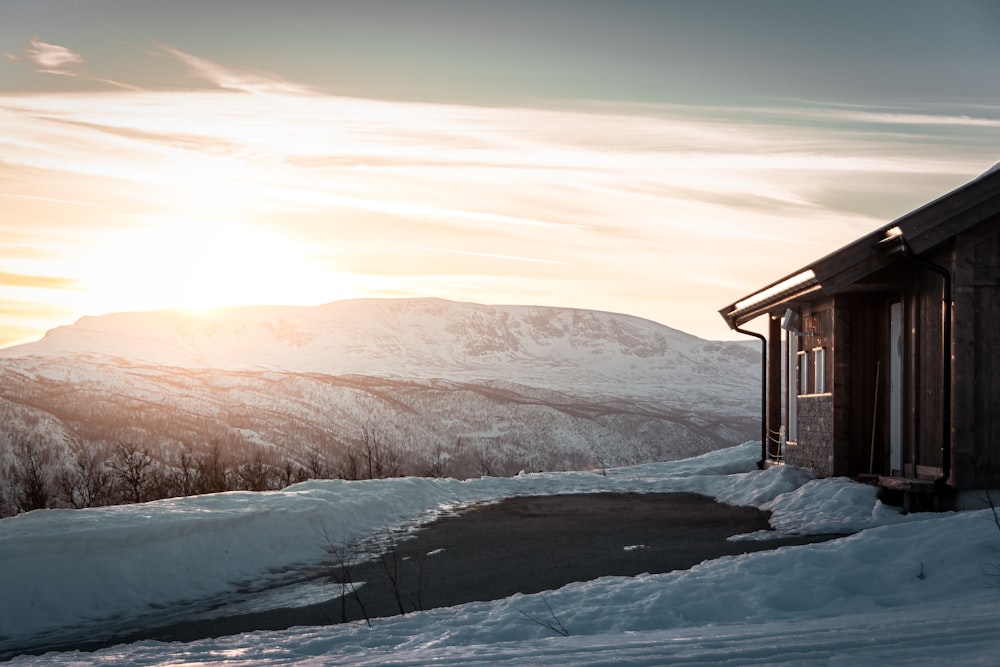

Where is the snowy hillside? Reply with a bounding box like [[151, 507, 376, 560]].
[[3, 442, 998, 665], [0, 298, 758, 398], [0, 300, 760, 503]]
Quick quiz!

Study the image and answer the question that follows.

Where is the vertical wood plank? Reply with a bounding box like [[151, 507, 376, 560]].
[[952, 233, 976, 487]]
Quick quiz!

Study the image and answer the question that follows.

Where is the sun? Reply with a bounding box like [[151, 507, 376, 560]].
[[79, 216, 339, 314]]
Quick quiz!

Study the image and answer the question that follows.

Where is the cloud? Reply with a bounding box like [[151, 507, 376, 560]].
[[151, 42, 311, 96], [1, 54, 997, 342], [0, 271, 78, 290], [24, 37, 84, 70], [0, 192, 123, 211], [4, 38, 139, 90], [8, 38, 288, 93], [755, 104, 1000, 130]]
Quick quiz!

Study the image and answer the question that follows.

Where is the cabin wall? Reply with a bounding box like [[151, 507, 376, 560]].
[[838, 293, 891, 478], [787, 394, 833, 476], [776, 294, 893, 480], [737, 176, 1000, 499], [835, 261, 940, 480], [815, 223, 999, 489], [831, 297, 852, 477], [782, 300, 835, 475], [908, 266, 946, 477], [952, 218, 1000, 489], [780, 275, 948, 482]]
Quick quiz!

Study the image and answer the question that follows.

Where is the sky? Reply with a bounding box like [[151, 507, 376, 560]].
[[2, 0, 1000, 346]]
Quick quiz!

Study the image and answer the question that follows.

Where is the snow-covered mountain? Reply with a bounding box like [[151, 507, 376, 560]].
[[1, 298, 757, 399], [0, 299, 760, 504]]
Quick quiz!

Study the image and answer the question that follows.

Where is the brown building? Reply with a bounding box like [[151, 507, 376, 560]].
[[720, 166, 1000, 510]]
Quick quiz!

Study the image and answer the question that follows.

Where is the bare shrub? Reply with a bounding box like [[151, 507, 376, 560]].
[[234, 447, 279, 491], [517, 595, 570, 636], [320, 527, 371, 627], [58, 446, 112, 508], [423, 441, 449, 478], [170, 449, 200, 497], [277, 456, 308, 488], [303, 450, 331, 481], [338, 424, 401, 480], [11, 434, 54, 513], [193, 440, 231, 494], [108, 442, 158, 504]]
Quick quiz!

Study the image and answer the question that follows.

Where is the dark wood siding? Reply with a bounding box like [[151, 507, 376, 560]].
[[831, 293, 892, 477], [832, 297, 851, 476], [954, 219, 1000, 487], [911, 252, 947, 475], [854, 295, 889, 477], [973, 282, 1000, 485]]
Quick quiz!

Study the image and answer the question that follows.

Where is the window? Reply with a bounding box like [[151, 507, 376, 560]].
[[813, 347, 826, 394], [795, 346, 828, 395], [797, 350, 808, 396]]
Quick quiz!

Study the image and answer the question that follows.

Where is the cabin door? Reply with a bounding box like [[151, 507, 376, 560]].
[[889, 301, 903, 474]]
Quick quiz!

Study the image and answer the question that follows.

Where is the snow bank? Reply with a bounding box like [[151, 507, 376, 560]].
[[5, 441, 1000, 666], [763, 476, 929, 534]]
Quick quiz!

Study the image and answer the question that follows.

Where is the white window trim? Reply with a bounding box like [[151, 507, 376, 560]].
[[813, 347, 826, 394], [797, 350, 808, 396]]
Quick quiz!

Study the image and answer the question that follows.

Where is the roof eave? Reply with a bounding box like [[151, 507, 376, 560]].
[[719, 168, 1000, 331], [719, 272, 822, 329]]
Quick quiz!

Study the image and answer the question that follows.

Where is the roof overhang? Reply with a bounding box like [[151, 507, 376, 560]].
[[719, 166, 1000, 330], [719, 270, 820, 329]]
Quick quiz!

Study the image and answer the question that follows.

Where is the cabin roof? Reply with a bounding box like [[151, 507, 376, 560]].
[[720, 165, 1000, 329]]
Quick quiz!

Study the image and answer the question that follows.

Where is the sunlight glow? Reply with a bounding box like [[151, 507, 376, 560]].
[[77, 216, 342, 314], [1, 42, 996, 346]]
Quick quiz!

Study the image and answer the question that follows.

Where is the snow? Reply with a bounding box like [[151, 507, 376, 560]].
[[0, 299, 758, 404], [3, 441, 1000, 665]]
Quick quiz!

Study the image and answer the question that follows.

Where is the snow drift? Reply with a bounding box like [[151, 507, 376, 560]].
[[4, 442, 1000, 665]]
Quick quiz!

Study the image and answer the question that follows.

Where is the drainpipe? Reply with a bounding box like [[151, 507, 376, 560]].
[[898, 245, 953, 486], [735, 325, 767, 469]]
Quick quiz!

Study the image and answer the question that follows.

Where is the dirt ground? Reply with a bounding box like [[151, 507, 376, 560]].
[[36, 492, 842, 655]]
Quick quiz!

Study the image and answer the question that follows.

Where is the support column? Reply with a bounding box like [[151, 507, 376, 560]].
[[767, 314, 782, 460]]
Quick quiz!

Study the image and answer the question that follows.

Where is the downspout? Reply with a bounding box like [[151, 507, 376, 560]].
[[898, 244, 953, 486], [735, 325, 767, 470]]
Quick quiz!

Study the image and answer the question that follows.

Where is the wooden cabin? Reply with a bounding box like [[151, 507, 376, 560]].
[[719, 166, 1000, 511]]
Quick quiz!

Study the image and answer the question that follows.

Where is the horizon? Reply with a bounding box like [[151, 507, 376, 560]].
[[3, 0, 1000, 346], [0, 296, 741, 358], [0, 294, 762, 351]]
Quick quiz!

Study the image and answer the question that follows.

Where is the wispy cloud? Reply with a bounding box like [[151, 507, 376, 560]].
[[420, 247, 572, 266], [751, 104, 1000, 130], [24, 38, 84, 70], [0, 271, 78, 290], [1, 44, 998, 346], [151, 42, 312, 96], [5, 38, 139, 90], [0, 192, 123, 211]]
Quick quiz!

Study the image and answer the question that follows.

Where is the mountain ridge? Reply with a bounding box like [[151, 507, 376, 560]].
[[0, 298, 760, 511], [1, 298, 756, 399]]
